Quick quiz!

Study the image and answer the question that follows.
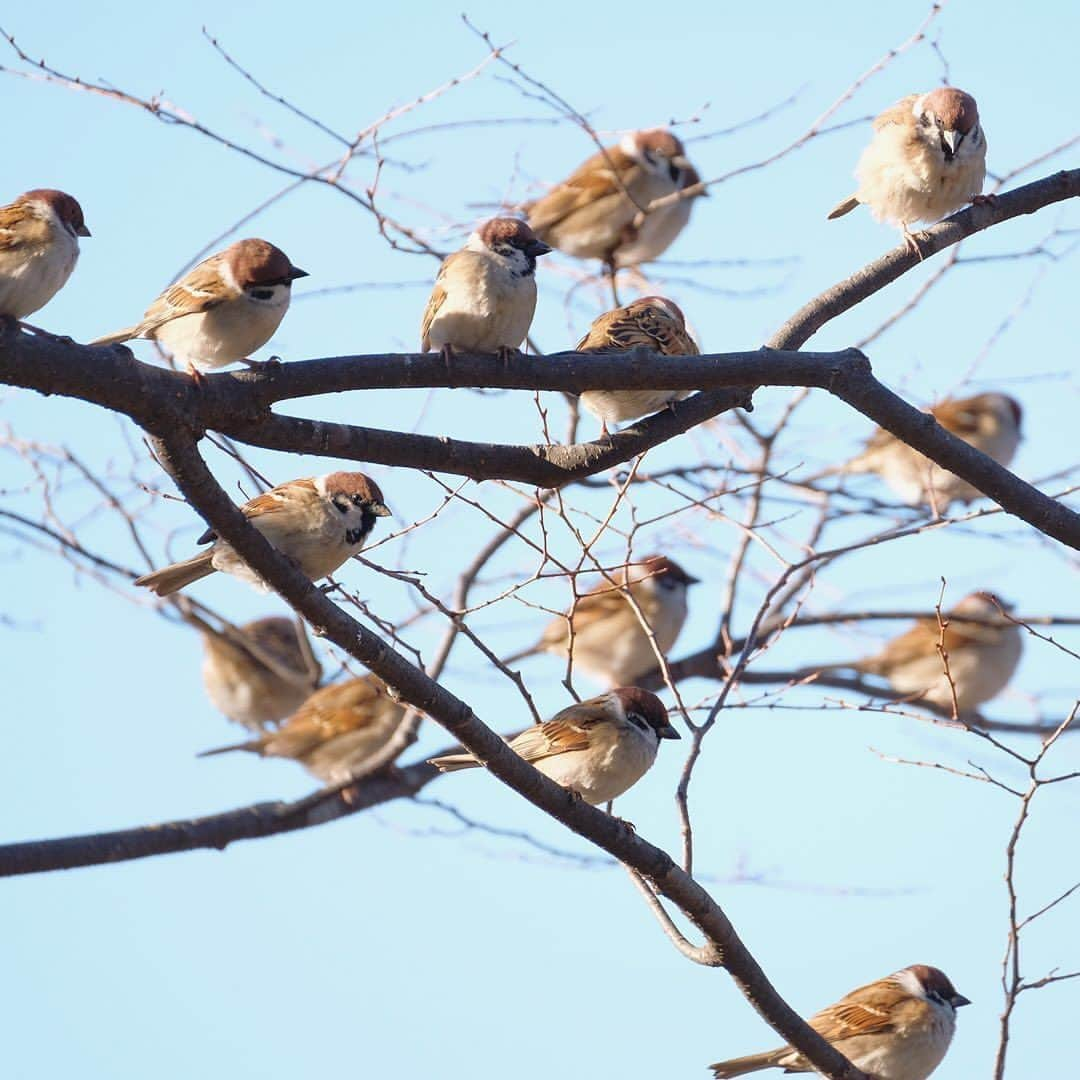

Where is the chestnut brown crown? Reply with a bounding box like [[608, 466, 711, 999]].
[[21, 188, 90, 237], [922, 88, 979, 134], [612, 687, 680, 739], [224, 238, 308, 288]]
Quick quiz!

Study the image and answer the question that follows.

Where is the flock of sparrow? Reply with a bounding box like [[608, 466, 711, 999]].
[[5, 85, 1022, 1077]]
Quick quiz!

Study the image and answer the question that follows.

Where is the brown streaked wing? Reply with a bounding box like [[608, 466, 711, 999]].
[[859, 617, 942, 672], [807, 981, 908, 1041], [507, 699, 610, 762], [267, 679, 391, 757], [420, 254, 461, 350], [579, 305, 698, 356], [135, 252, 232, 334], [528, 147, 640, 231], [932, 398, 982, 437], [539, 581, 633, 647], [242, 477, 318, 518], [873, 95, 920, 132]]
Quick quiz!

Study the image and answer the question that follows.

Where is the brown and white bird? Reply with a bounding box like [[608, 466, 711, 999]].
[[828, 88, 986, 244], [613, 164, 707, 268], [576, 296, 699, 436], [429, 687, 679, 804], [526, 129, 697, 269], [134, 472, 390, 597], [420, 218, 550, 357], [508, 556, 698, 686], [199, 675, 405, 785], [819, 393, 1022, 508], [92, 238, 307, 374], [197, 615, 322, 732], [823, 591, 1021, 713], [0, 189, 90, 323], [710, 964, 970, 1079]]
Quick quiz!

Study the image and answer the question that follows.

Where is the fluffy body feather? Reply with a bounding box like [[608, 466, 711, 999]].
[[829, 88, 986, 229], [612, 165, 706, 268], [526, 129, 696, 265], [711, 964, 969, 1079], [92, 238, 307, 370], [0, 189, 89, 319], [421, 218, 549, 353], [200, 616, 321, 731], [200, 676, 404, 785], [134, 472, 390, 597], [577, 296, 699, 430], [836, 393, 1022, 507], [429, 687, 679, 804]]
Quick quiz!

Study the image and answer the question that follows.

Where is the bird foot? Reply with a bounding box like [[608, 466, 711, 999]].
[[17, 320, 74, 343], [239, 355, 281, 369], [496, 345, 520, 365], [439, 342, 457, 384], [901, 229, 927, 261], [186, 362, 208, 386], [972, 193, 997, 207]]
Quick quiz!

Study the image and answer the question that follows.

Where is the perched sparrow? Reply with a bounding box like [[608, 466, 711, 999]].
[[0, 189, 90, 322], [526, 129, 696, 269], [420, 218, 550, 356], [710, 963, 969, 1079], [508, 555, 699, 686], [576, 296, 699, 436], [92, 238, 307, 374], [821, 393, 1022, 508], [829, 88, 986, 245], [823, 591, 1022, 713], [429, 687, 679, 804], [198, 615, 322, 732], [134, 472, 390, 597], [613, 164, 707, 269], [199, 675, 405, 785]]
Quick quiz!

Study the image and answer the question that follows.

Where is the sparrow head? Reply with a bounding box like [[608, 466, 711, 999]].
[[953, 590, 1012, 619], [319, 472, 392, 546], [611, 686, 681, 740], [619, 128, 693, 183], [638, 554, 701, 596], [899, 964, 971, 1010], [224, 238, 309, 306], [629, 296, 688, 328], [975, 392, 1023, 436], [470, 217, 551, 276], [913, 88, 982, 163], [21, 188, 91, 238]]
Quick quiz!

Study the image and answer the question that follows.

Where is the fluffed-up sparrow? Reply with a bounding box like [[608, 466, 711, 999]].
[[0, 189, 90, 323], [613, 164, 707, 268], [821, 392, 1022, 508], [508, 555, 698, 686], [576, 296, 699, 436], [829, 88, 986, 246], [92, 238, 307, 374], [429, 686, 679, 805], [199, 675, 405, 785], [526, 129, 697, 269], [710, 963, 970, 1079], [823, 590, 1021, 712], [134, 471, 390, 597], [420, 217, 550, 357], [197, 614, 322, 731]]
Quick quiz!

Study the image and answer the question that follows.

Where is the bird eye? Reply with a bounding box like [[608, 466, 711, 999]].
[[352, 493, 366, 505]]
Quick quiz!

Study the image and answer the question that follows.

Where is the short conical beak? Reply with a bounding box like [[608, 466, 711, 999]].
[[289, 267, 310, 280], [683, 573, 702, 585], [658, 722, 681, 740], [372, 502, 392, 518], [77, 224, 92, 237], [942, 129, 961, 157], [952, 994, 971, 1008], [527, 239, 552, 257]]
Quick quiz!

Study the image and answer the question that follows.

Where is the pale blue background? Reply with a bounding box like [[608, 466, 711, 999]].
[[2, 2, 1077, 1078]]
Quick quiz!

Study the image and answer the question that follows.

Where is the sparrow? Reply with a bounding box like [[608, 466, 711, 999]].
[[709, 963, 970, 1079], [0, 188, 90, 324], [818, 393, 1022, 508], [420, 217, 550, 357], [92, 238, 307, 374], [576, 296, 700, 436], [821, 591, 1022, 713], [429, 686, 680, 805], [828, 88, 987, 247], [507, 555, 699, 686], [134, 471, 390, 597], [526, 128, 697, 270], [197, 615, 322, 732], [613, 164, 707, 268], [199, 675, 405, 785]]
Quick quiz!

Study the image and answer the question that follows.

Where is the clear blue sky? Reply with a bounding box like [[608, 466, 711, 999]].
[[2, 2, 1077, 1078]]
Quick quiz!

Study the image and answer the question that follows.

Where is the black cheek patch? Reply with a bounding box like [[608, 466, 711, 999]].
[[345, 526, 367, 546]]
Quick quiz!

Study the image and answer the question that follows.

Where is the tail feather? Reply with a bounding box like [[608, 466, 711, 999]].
[[709, 1049, 789, 1077], [134, 552, 216, 597], [198, 739, 261, 759], [90, 325, 140, 347], [428, 752, 481, 774], [827, 195, 860, 220]]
